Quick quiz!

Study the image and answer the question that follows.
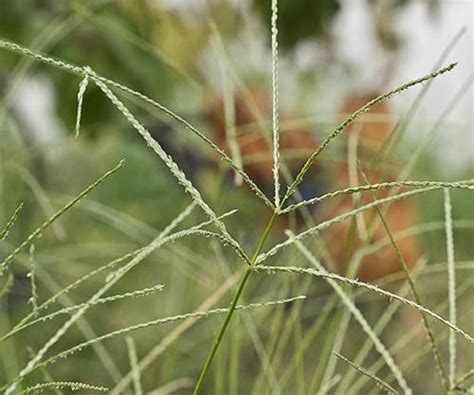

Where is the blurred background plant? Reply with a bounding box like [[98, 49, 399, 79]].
[[0, 0, 472, 394]]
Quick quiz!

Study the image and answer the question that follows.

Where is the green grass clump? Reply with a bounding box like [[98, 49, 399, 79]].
[[0, 3, 473, 394]]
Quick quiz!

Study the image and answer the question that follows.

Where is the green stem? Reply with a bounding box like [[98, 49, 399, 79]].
[[193, 211, 279, 394]]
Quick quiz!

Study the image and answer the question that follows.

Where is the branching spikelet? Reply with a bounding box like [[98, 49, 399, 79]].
[[74, 67, 91, 138], [18, 381, 108, 394], [91, 74, 249, 264], [0, 202, 24, 241], [27, 296, 306, 374], [282, 63, 457, 203], [255, 265, 474, 343]]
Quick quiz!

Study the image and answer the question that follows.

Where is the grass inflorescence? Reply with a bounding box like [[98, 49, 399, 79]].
[[0, 2, 472, 394]]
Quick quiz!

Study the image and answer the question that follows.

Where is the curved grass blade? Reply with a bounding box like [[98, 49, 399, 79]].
[[0, 161, 124, 275]]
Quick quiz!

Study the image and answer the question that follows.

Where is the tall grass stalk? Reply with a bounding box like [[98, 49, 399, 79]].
[[271, 0, 281, 207], [444, 188, 457, 389], [359, 168, 447, 389]]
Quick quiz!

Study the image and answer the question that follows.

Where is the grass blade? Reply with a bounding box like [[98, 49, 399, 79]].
[[335, 352, 399, 395], [126, 336, 143, 395], [0, 161, 124, 275]]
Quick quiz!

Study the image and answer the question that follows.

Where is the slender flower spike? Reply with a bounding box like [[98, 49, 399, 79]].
[[444, 188, 457, 388], [271, 0, 281, 207], [74, 67, 91, 138]]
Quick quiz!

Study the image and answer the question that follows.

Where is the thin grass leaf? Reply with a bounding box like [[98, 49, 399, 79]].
[[242, 307, 281, 394], [456, 369, 474, 387], [18, 381, 108, 394], [215, 39, 243, 186], [0, 160, 124, 276], [0, 272, 14, 299], [148, 378, 194, 395], [444, 188, 457, 388], [288, 231, 411, 394], [282, 63, 457, 204], [347, 125, 368, 239], [0, 202, 23, 241], [254, 265, 474, 343], [278, 296, 338, 390], [126, 337, 143, 395], [318, 374, 341, 394], [318, 309, 352, 394], [335, 352, 399, 395], [15, 167, 67, 241]]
